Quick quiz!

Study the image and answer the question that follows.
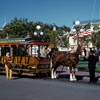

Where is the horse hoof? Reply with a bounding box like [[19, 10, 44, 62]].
[[73, 79, 77, 82], [70, 79, 74, 82], [51, 77, 55, 79], [73, 79, 77, 81], [51, 78, 54, 79], [51, 78, 56, 80]]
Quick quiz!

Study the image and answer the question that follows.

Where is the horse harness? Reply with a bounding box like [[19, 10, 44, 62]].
[[61, 53, 78, 64]]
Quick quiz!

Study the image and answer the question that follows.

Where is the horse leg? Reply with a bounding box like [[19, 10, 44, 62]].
[[54, 69, 57, 79], [54, 63, 60, 79], [73, 67, 77, 81], [51, 61, 57, 79], [69, 66, 73, 81], [51, 67, 57, 79], [50, 59, 55, 79], [51, 68, 55, 79]]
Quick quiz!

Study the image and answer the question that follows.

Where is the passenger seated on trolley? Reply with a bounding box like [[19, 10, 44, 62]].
[[40, 46, 51, 58], [41, 53, 47, 58]]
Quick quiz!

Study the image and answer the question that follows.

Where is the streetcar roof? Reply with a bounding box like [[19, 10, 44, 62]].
[[0, 38, 53, 45]]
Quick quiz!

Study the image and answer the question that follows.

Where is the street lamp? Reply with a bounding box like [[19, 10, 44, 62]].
[[34, 25, 44, 37], [72, 21, 83, 45], [36, 25, 41, 30], [33, 25, 44, 60], [53, 26, 57, 47], [75, 21, 80, 26], [74, 21, 80, 45]]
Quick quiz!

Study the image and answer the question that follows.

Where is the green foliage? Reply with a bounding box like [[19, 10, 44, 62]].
[[91, 31, 100, 47], [92, 23, 100, 30], [1, 17, 70, 48]]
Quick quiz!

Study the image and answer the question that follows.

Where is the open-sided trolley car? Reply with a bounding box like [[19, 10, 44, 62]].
[[0, 37, 54, 76]]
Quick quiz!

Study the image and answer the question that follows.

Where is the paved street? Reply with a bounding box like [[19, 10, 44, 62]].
[[0, 75, 100, 100]]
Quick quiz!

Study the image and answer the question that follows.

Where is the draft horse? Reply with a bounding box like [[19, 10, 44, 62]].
[[50, 46, 82, 81]]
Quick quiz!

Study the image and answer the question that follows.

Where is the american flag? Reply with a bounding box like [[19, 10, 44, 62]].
[[74, 32, 84, 38], [83, 23, 91, 36], [74, 23, 91, 38]]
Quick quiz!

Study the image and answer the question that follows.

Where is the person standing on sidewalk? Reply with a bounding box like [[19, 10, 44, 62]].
[[88, 50, 96, 83], [4, 52, 13, 80]]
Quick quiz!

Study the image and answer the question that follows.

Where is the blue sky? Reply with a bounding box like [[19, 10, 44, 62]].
[[0, 0, 100, 28]]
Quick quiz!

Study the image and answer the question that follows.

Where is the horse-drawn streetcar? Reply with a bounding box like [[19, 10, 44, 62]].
[[0, 37, 54, 76]]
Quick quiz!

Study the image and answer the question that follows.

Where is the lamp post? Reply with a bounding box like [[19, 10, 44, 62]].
[[74, 21, 80, 45], [34, 25, 44, 37], [72, 21, 83, 46], [53, 26, 56, 48], [34, 25, 44, 60]]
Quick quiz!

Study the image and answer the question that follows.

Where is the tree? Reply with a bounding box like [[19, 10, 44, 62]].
[[92, 31, 100, 47], [1, 17, 70, 49], [2, 17, 34, 38]]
